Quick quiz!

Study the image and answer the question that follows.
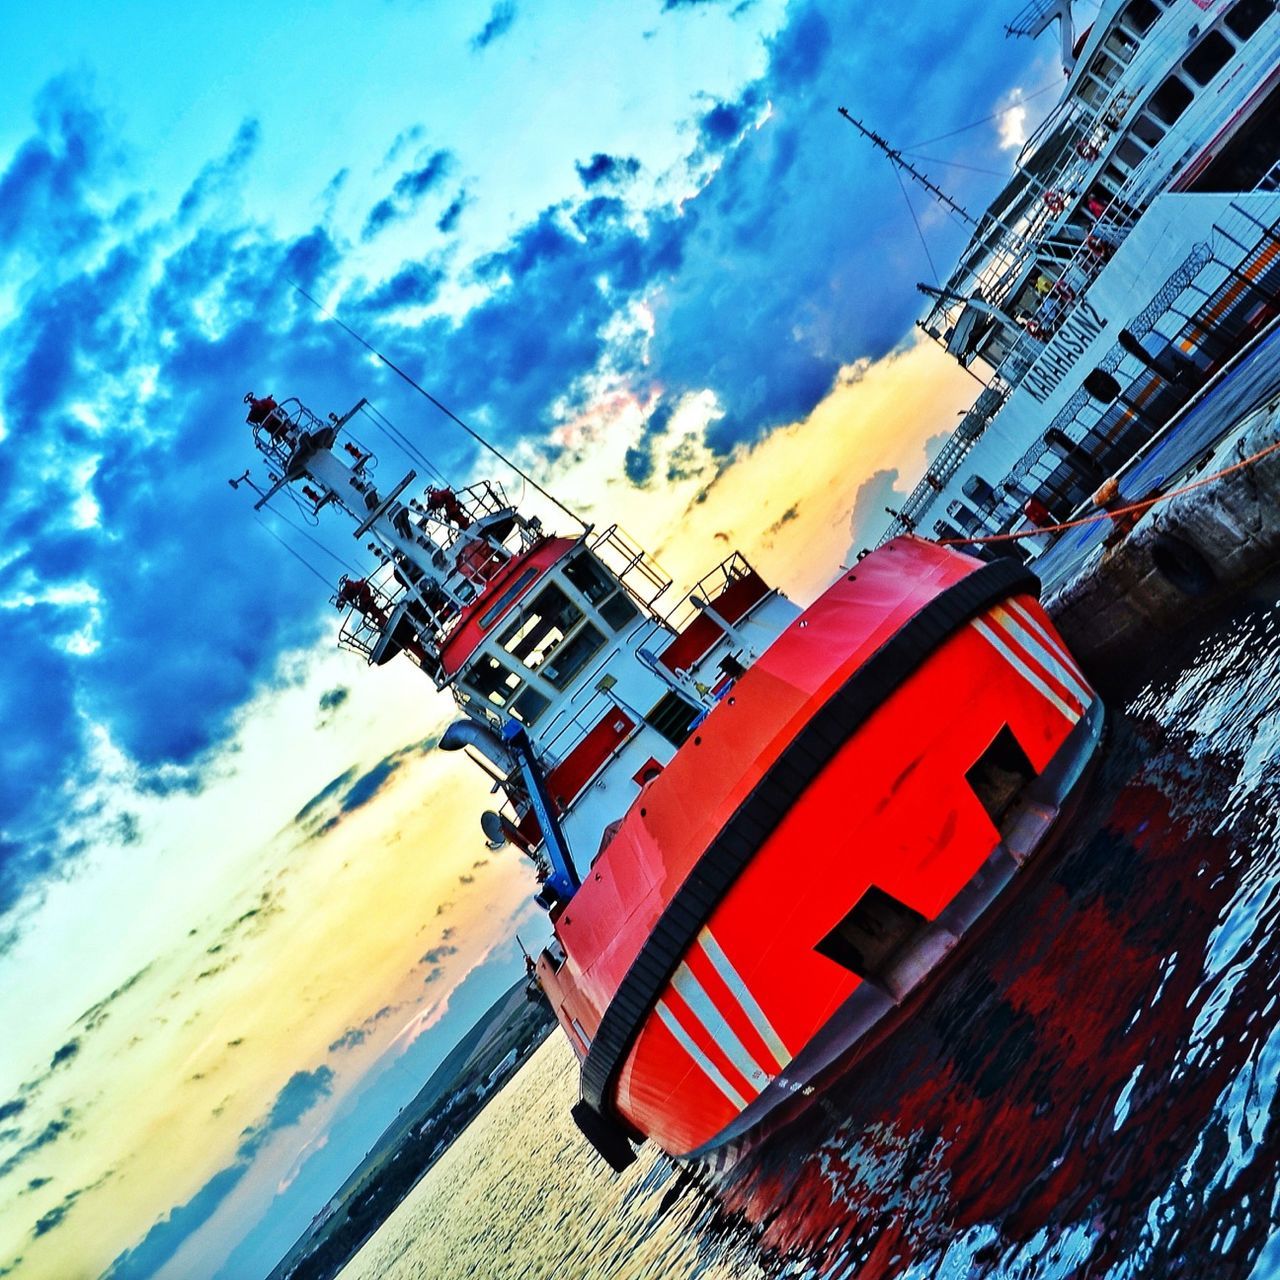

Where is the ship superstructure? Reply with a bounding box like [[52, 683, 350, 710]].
[[242, 391, 797, 910], [877, 0, 1280, 575], [241, 386, 1102, 1170]]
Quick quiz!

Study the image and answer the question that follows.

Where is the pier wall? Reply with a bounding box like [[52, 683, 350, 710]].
[[1046, 397, 1280, 675]]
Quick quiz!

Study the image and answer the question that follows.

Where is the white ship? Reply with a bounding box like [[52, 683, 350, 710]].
[[874, 0, 1280, 589]]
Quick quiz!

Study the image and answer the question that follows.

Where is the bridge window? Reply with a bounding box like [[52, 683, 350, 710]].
[[499, 582, 582, 672], [1147, 75, 1194, 126], [511, 686, 550, 725], [1183, 30, 1233, 85], [542, 623, 605, 690], [563, 553, 614, 604], [1226, 0, 1273, 41], [564, 551, 640, 632], [1119, 0, 1160, 35], [464, 653, 523, 711]]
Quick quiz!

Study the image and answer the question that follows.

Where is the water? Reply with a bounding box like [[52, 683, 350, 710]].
[[343, 588, 1280, 1280]]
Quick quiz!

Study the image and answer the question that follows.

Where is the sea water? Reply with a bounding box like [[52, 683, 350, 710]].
[[343, 587, 1280, 1280]]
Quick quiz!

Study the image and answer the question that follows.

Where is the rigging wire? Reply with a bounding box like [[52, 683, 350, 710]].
[[265, 497, 363, 575], [900, 152, 1009, 178], [253, 512, 339, 590], [290, 281, 588, 531], [360, 400, 452, 488], [284, 476, 321, 526], [904, 81, 1060, 150], [892, 162, 941, 286]]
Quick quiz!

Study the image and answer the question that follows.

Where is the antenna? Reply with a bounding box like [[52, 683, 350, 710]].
[[837, 108, 978, 228], [289, 282, 589, 533]]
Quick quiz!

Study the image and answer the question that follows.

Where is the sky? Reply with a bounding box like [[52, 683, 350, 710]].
[[0, 1, 1058, 1275]]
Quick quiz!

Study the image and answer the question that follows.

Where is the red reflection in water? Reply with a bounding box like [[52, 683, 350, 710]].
[[706, 714, 1279, 1278]]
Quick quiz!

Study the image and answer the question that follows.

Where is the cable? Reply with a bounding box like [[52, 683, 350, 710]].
[[290, 282, 587, 531], [893, 163, 940, 285], [253, 513, 339, 589], [905, 81, 1060, 150], [265, 498, 363, 575], [361, 400, 451, 488], [901, 152, 1009, 178]]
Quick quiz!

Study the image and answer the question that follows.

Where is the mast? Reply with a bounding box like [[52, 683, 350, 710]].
[[837, 108, 978, 228]]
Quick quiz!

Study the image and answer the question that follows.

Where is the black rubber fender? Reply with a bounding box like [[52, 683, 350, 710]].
[[571, 1100, 638, 1172], [1150, 531, 1217, 598]]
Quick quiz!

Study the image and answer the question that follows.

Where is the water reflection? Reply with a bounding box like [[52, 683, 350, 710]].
[[344, 594, 1280, 1279]]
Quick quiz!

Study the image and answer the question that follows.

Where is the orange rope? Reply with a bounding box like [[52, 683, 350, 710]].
[[937, 435, 1280, 546]]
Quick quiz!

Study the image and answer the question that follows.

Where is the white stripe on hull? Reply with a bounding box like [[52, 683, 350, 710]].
[[670, 961, 770, 1092], [696, 928, 792, 1070], [654, 1000, 749, 1111], [972, 617, 1082, 723], [988, 604, 1093, 709]]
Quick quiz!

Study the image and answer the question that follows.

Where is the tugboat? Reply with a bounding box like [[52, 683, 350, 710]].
[[238, 389, 1103, 1169]]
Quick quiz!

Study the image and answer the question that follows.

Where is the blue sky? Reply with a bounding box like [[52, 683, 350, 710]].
[[0, 1, 1054, 1274]]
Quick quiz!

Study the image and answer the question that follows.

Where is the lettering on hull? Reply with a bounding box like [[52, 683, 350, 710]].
[[1023, 301, 1109, 405]]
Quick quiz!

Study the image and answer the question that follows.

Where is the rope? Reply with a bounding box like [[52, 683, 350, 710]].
[[936, 435, 1280, 546]]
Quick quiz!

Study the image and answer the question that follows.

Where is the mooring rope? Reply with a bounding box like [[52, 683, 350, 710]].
[[936, 435, 1280, 546]]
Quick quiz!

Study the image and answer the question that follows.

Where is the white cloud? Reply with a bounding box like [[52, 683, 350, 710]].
[[998, 88, 1029, 152]]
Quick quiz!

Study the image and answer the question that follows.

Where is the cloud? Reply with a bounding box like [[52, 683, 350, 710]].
[[104, 1163, 250, 1279], [329, 736, 440, 820], [30, 1169, 112, 1239], [293, 767, 359, 826], [242, 1067, 335, 1154], [48, 1040, 80, 1070], [575, 153, 641, 189], [316, 686, 348, 715], [75, 963, 152, 1033], [0, 1111, 73, 1181], [845, 467, 906, 559], [104, 1068, 334, 1277], [327, 1026, 366, 1053], [379, 124, 426, 172], [176, 120, 261, 221], [361, 148, 453, 240], [662, 0, 754, 10], [360, 261, 447, 312], [337, 758, 400, 815], [470, 1, 518, 51], [419, 943, 458, 965], [436, 190, 469, 234], [765, 503, 799, 536], [997, 86, 1030, 151]]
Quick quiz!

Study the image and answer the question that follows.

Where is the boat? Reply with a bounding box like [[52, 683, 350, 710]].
[[869, 0, 1280, 590], [237, 388, 1103, 1169]]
